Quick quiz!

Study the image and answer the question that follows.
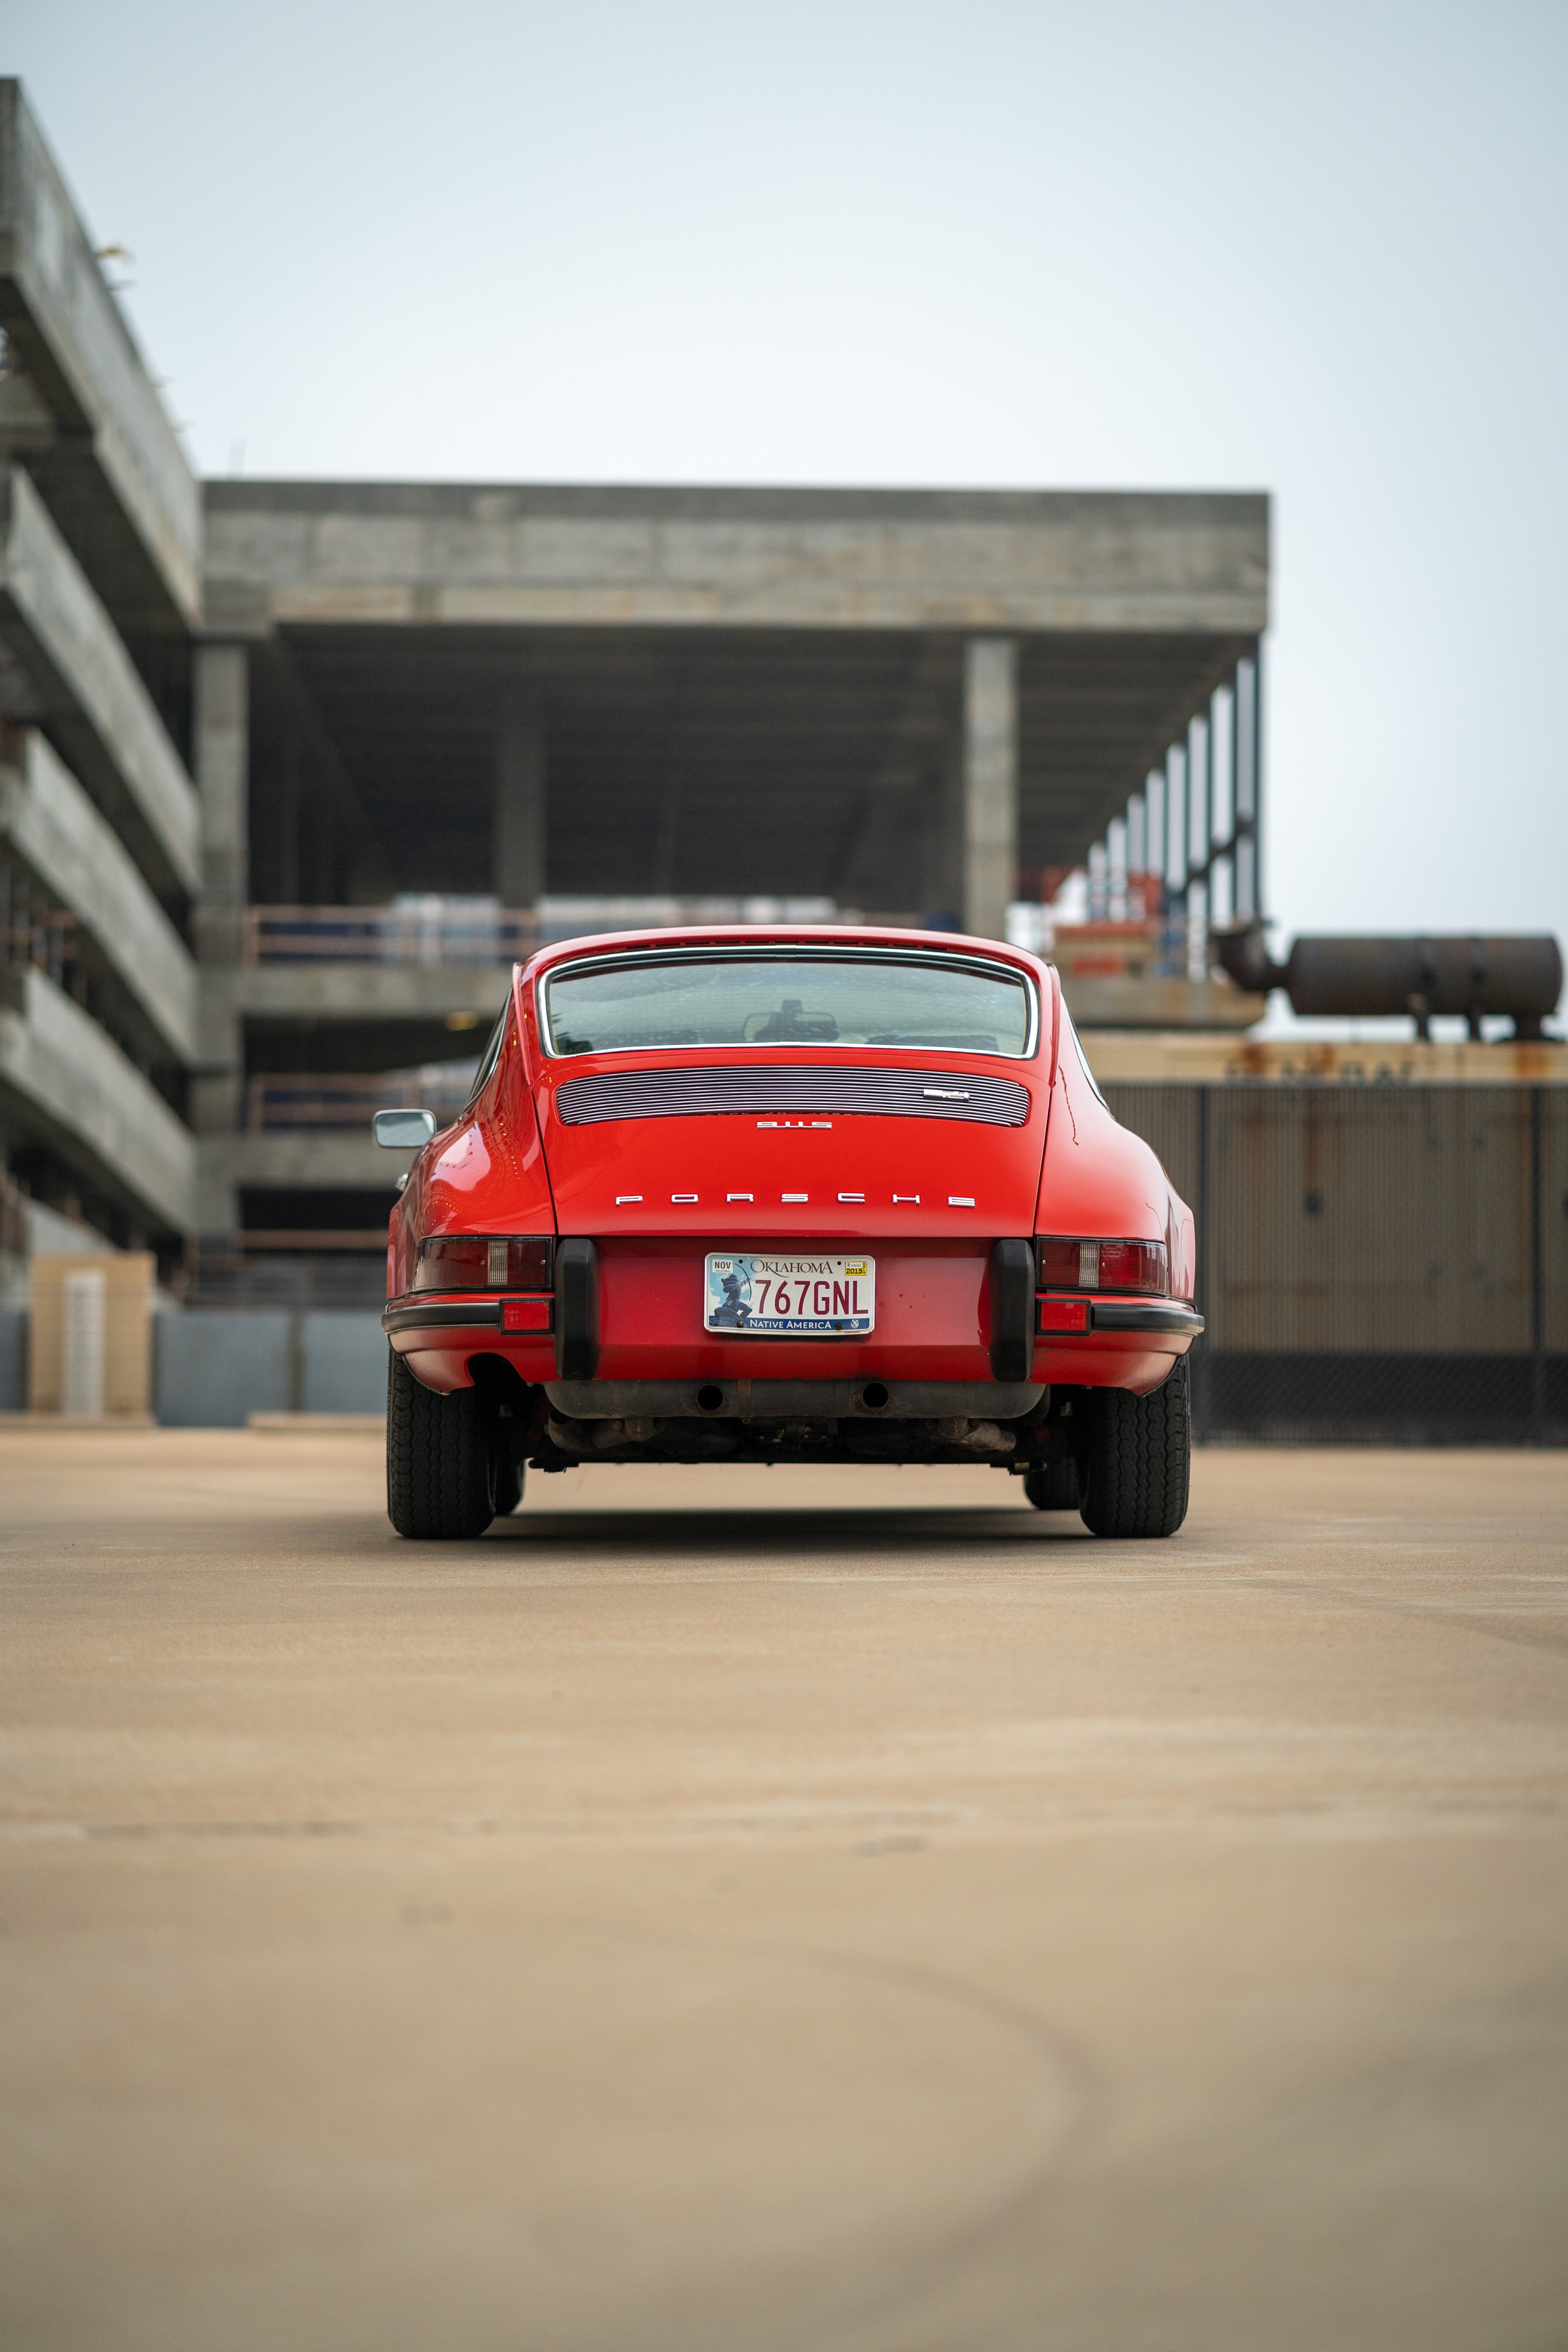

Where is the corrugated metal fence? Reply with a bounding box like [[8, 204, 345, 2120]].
[[1106, 1084, 1568, 1443]]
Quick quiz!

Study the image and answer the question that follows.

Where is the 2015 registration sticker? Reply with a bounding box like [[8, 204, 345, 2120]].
[[703, 1254, 875, 1336]]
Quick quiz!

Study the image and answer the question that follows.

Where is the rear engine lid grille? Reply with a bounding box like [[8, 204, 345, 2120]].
[[553, 1065, 1031, 1128]]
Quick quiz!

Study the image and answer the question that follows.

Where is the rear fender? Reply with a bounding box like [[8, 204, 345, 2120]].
[[1035, 1013, 1193, 1297], [387, 988, 556, 1300]]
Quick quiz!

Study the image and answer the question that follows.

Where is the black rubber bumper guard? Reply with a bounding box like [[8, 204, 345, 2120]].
[[382, 1298, 503, 1337], [383, 1245, 1199, 1371], [382, 1244, 596, 1384], [1037, 1297, 1205, 1338]]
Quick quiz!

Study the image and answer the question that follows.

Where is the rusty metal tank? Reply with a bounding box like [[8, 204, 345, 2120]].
[[1213, 928, 1562, 1039]]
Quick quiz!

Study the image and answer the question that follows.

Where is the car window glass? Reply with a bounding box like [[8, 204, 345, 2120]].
[[463, 1004, 510, 1105], [540, 954, 1034, 1058]]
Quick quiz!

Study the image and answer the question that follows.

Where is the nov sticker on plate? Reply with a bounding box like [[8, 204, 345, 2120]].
[[704, 1254, 875, 1336]]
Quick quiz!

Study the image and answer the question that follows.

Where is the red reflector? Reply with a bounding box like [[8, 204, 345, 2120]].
[[1038, 1295, 1089, 1332], [502, 1296, 552, 1332]]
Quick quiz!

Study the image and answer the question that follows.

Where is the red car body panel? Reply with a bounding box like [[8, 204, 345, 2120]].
[[591, 1235, 996, 1383], [385, 926, 1198, 1402], [540, 1095, 1046, 1240], [1035, 1027, 1199, 1303]]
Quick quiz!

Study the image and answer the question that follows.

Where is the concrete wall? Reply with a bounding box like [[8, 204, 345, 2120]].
[[152, 1309, 290, 1425], [300, 1311, 389, 1413], [1, 1305, 388, 1424], [152, 1309, 386, 1425]]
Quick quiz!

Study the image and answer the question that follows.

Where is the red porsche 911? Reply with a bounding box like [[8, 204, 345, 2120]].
[[377, 927, 1202, 1540]]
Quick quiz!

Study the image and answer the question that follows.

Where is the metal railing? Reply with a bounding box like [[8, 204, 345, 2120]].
[[1049, 916, 1191, 984], [243, 905, 539, 967], [242, 896, 861, 966], [246, 1064, 480, 1132], [1016, 644, 1265, 976], [2, 855, 83, 989]]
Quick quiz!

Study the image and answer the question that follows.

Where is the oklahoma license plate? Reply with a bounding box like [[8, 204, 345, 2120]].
[[704, 1254, 875, 1336]]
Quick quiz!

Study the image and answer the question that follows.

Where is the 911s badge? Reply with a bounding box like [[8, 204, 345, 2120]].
[[704, 1254, 875, 1336]]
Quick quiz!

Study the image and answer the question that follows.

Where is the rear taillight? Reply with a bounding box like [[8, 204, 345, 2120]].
[[413, 1235, 554, 1292], [1037, 1237, 1168, 1295]]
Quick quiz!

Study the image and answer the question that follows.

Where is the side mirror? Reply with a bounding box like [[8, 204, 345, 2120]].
[[374, 1107, 438, 1150]]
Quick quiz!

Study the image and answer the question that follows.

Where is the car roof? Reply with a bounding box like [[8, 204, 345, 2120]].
[[521, 923, 1048, 982]]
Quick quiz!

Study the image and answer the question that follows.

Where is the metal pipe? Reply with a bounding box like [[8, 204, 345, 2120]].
[[1212, 930, 1563, 1039], [1169, 742, 1187, 899], [1251, 643, 1265, 918]]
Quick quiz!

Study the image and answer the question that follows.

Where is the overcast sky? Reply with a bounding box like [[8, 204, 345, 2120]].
[[7, 0, 1566, 971]]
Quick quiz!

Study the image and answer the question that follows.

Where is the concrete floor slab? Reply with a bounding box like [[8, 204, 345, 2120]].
[[1, 1432, 1565, 2350]]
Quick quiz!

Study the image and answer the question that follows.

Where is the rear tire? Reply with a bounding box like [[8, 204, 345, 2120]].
[[1024, 1455, 1081, 1511], [386, 1347, 497, 1539], [1079, 1357, 1191, 1539], [492, 1451, 524, 1516]]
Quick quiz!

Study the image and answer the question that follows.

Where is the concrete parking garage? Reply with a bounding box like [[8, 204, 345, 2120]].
[[2, 1429, 1564, 2352]]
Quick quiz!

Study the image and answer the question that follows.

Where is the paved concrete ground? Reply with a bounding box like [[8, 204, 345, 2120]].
[[2, 1430, 1566, 2352]]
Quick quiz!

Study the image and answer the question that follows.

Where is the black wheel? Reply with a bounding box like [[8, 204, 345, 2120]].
[[492, 1451, 524, 1516], [386, 1347, 497, 1539], [1024, 1455, 1081, 1511], [1079, 1356, 1191, 1539]]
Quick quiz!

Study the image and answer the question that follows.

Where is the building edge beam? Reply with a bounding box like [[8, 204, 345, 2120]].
[[0, 966, 196, 1237], [0, 79, 202, 632], [0, 465, 200, 900], [0, 727, 198, 1064], [197, 1131, 397, 1237]]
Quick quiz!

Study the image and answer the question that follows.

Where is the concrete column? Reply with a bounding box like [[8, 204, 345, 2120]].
[[275, 723, 302, 906], [917, 743, 963, 928], [961, 637, 1018, 941], [190, 646, 249, 1214], [193, 644, 249, 960], [493, 689, 545, 906]]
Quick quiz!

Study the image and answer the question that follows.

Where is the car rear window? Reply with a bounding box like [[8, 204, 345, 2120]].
[[539, 951, 1035, 1059]]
